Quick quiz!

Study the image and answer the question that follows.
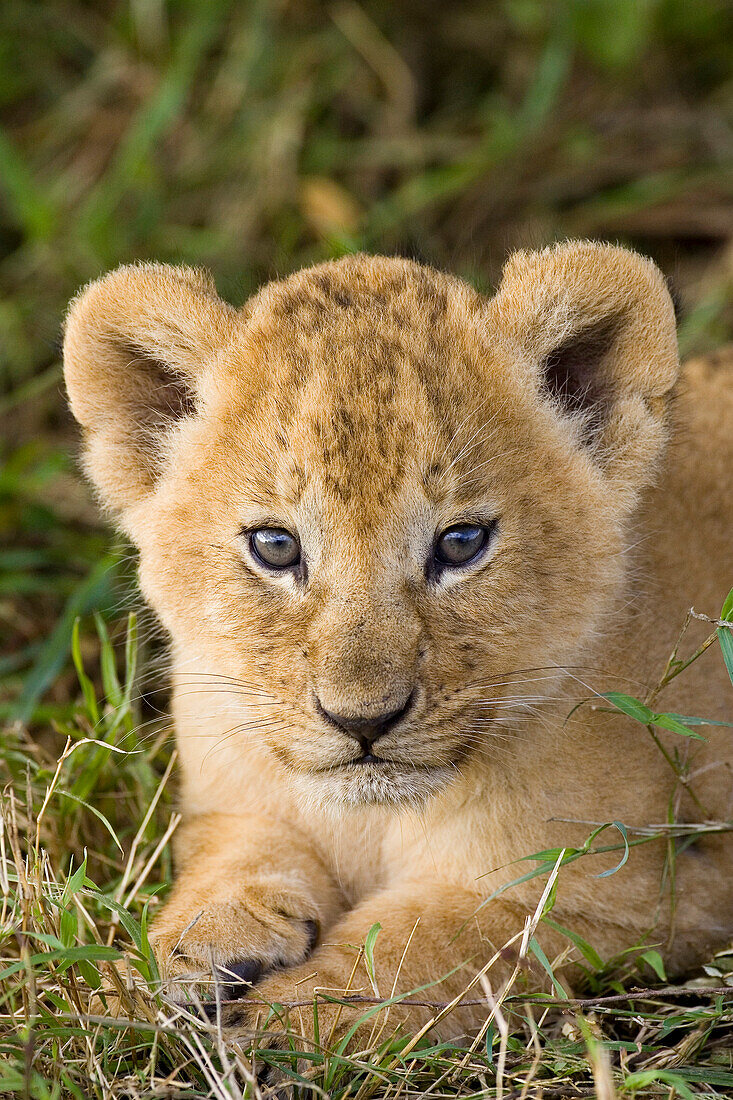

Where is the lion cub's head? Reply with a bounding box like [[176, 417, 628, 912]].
[[63, 243, 678, 806]]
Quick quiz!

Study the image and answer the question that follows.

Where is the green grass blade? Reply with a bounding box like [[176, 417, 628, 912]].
[[11, 555, 120, 724], [718, 626, 733, 688]]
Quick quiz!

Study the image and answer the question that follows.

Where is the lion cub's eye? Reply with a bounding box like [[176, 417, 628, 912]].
[[434, 523, 493, 569], [249, 527, 300, 570]]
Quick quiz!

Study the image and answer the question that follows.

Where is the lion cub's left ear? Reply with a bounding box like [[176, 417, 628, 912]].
[[486, 240, 679, 505], [63, 263, 237, 525]]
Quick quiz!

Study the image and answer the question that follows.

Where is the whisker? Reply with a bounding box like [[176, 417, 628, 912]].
[[202, 723, 288, 765], [173, 688, 289, 703]]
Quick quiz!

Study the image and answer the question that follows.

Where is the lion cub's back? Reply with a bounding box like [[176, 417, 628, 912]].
[[633, 346, 732, 717], [665, 345, 733, 607], [677, 346, 733, 506]]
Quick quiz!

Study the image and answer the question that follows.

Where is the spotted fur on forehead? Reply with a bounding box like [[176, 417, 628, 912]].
[[243, 255, 490, 504], [257, 254, 467, 328]]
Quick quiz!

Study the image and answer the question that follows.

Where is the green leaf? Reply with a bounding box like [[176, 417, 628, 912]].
[[63, 852, 88, 903], [595, 822, 629, 878], [11, 556, 119, 724], [622, 1069, 696, 1100], [601, 692, 653, 724], [95, 612, 123, 708], [485, 1021, 496, 1066], [719, 625, 733, 688], [59, 908, 77, 948], [71, 618, 99, 726], [23, 931, 66, 950], [77, 958, 102, 990], [520, 846, 582, 863], [661, 712, 733, 727], [474, 822, 633, 918], [363, 922, 381, 988], [122, 613, 139, 710], [528, 936, 568, 999], [139, 899, 159, 982], [640, 949, 667, 981], [543, 918, 603, 970], [85, 890, 143, 951], [651, 713, 707, 740], [603, 691, 711, 739], [0, 945, 121, 981], [57, 791, 123, 853], [720, 588, 733, 622], [541, 872, 560, 916]]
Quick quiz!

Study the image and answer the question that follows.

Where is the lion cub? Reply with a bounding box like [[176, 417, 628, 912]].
[[64, 242, 733, 1044]]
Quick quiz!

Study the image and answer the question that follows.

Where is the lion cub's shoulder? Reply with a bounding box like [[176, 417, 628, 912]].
[[678, 343, 733, 437], [682, 343, 733, 387]]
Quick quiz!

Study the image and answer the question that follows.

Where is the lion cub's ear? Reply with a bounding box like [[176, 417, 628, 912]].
[[486, 241, 679, 504], [63, 263, 237, 520]]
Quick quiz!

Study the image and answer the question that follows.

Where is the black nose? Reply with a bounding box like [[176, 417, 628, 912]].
[[318, 694, 413, 747]]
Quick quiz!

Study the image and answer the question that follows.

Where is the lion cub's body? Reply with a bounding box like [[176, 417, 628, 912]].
[[64, 244, 732, 1041]]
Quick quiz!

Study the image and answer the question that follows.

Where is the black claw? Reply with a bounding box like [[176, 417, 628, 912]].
[[214, 957, 264, 999], [258, 1060, 291, 1096], [303, 919, 319, 955], [201, 998, 247, 1025]]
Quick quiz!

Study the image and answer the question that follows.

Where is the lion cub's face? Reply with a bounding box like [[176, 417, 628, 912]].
[[63, 248, 679, 806]]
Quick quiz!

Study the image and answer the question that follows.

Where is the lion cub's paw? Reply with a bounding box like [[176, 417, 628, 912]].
[[218, 955, 409, 1083], [148, 882, 320, 1006]]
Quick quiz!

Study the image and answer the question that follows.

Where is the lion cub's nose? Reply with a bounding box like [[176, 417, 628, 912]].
[[318, 694, 413, 747]]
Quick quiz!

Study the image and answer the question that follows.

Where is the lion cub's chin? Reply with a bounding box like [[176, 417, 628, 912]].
[[294, 760, 455, 812]]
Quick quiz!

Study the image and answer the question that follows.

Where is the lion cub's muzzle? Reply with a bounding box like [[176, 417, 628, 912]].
[[316, 690, 415, 761]]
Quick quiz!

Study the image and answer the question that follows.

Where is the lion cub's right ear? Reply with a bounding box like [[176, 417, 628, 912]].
[[485, 241, 679, 508], [63, 263, 237, 521]]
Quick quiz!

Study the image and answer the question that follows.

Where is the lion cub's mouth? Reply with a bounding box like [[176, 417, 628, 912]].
[[323, 754, 443, 774], [301, 755, 455, 808], [347, 751, 387, 766]]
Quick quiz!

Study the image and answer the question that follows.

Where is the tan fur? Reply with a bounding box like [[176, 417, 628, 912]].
[[64, 243, 733, 1047]]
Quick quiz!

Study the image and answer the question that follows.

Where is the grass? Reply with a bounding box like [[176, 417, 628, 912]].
[[1, 1, 733, 1096]]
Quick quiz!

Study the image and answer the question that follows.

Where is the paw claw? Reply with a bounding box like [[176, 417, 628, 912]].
[[303, 919, 319, 953], [214, 957, 264, 999]]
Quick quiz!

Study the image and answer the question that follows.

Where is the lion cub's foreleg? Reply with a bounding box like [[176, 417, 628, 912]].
[[147, 813, 346, 1003], [226, 883, 559, 1050]]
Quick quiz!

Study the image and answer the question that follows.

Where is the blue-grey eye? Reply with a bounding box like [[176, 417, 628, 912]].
[[435, 523, 492, 568], [249, 527, 300, 569]]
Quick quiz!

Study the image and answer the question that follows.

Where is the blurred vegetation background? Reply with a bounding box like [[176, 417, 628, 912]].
[[1, 0, 732, 720]]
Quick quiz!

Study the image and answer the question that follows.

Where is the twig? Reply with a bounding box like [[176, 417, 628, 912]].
[[213, 984, 733, 1013]]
